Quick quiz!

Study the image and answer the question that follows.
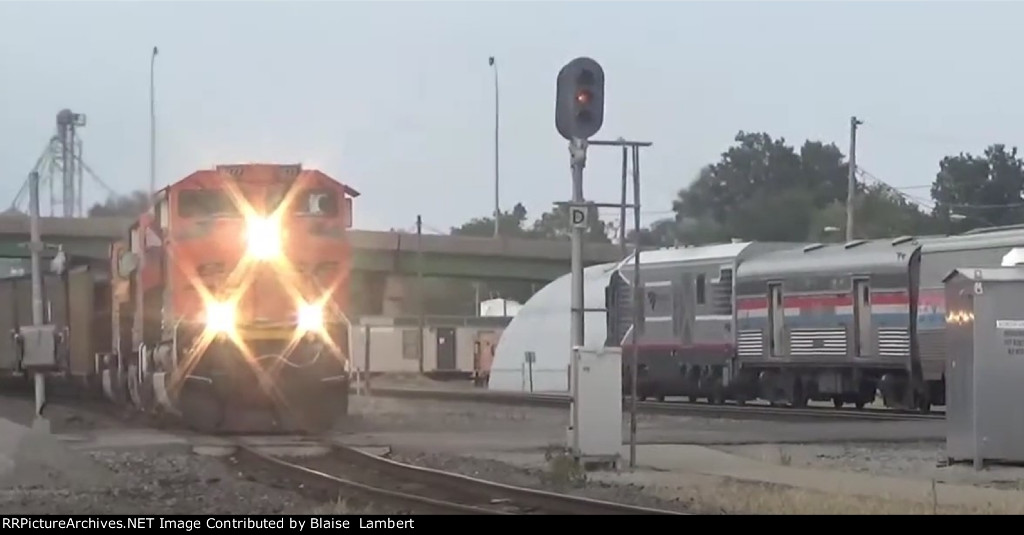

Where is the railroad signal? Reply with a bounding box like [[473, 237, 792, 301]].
[[555, 57, 605, 141]]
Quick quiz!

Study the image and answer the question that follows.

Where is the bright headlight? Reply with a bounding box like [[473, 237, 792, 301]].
[[206, 301, 235, 333], [246, 217, 281, 261], [297, 303, 324, 332]]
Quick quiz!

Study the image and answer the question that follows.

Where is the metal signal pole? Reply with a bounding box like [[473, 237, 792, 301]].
[[628, 145, 642, 469], [568, 138, 587, 454], [619, 140, 628, 258]]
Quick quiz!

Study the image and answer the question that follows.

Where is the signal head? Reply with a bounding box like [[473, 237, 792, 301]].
[[555, 57, 605, 141]]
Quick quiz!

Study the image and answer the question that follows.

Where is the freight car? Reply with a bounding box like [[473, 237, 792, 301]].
[[0, 257, 113, 395], [606, 226, 1024, 412], [3, 163, 359, 433]]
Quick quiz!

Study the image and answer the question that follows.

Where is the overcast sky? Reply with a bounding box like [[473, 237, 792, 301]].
[[2, 1, 1022, 232]]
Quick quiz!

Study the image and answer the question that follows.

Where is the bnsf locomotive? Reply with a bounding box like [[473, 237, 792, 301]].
[[2, 163, 358, 433], [607, 226, 1024, 412]]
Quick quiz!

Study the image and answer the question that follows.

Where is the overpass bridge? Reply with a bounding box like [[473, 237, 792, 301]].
[[0, 216, 624, 314]]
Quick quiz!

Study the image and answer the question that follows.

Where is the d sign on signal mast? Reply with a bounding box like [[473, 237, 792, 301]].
[[555, 57, 605, 141]]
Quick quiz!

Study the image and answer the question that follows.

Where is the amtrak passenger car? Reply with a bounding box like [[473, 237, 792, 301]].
[[606, 226, 1024, 413], [732, 238, 922, 409], [605, 241, 804, 402]]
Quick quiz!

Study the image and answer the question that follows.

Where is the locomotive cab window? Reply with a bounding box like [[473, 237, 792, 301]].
[[294, 189, 338, 217], [177, 190, 239, 218], [155, 197, 170, 229], [696, 274, 706, 305]]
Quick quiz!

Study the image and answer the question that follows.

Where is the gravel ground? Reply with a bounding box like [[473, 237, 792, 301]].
[[716, 442, 1024, 490], [380, 446, 695, 514], [0, 443, 325, 514], [0, 393, 128, 434], [0, 391, 343, 514]]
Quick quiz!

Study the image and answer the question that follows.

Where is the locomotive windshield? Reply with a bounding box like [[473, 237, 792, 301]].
[[265, 185, 338, 217], [294, 189, 338, 217], [177, 189, 240, 218]]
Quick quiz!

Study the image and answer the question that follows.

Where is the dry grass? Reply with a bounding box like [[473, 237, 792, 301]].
[[306, 497, 368, 515], [367, 373, 478, 391], [542, 444, 587, 489], [632, 472, 1024, 515], [298, 496, 414, 515]]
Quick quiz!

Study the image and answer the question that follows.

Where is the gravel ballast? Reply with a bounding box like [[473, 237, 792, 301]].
[[383, 447, 695, 514], [0, 445, 323, 514]]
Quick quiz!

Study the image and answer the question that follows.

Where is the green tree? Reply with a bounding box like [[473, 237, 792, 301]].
[[529, 205, 611, 243], [450, 202, 530, 237], [627, 218, 681, 248], [930, 144, 1024, 230], [672, 131, 936, 243], [88, 191, 150, 217], [810, 183, 939, 242], [674, 132, 805, 225]]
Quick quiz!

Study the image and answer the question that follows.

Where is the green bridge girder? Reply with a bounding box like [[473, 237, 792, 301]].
[[0, 235, 615, 283]]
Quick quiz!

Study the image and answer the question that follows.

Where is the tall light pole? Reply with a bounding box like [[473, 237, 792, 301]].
[[489, 56, 500, 238], [150, 46, 159, 199], [845, 115, 862, 241]]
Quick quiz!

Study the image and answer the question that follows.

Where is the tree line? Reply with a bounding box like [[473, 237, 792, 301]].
[[83, 131, 1024, 245], [80, 131, 1024, 314]]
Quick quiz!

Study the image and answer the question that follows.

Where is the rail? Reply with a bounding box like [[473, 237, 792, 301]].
[[236, 444, 685, 515]]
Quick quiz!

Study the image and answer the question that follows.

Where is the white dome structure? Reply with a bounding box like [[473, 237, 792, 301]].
[[488, 241, 784, 393], [488, 261, 619, 392]]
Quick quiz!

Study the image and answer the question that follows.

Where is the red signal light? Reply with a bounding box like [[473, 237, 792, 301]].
[[576, 90, 592, 104]]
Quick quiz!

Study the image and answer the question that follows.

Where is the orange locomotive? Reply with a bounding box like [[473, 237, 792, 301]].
[[106, 163, 357, 433]]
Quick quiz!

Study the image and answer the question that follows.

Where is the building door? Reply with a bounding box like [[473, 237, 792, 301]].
[[853, 279, 872, 357], [768, 283, 784, 357], [436, 328, 457, 370]]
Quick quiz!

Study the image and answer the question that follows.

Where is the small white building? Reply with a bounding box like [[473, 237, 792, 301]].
[[1002, 247, 1024, 266], [479, 298, 522, 317]]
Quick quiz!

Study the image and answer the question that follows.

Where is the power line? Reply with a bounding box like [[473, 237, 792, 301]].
[[858, 166, 1024, 211]]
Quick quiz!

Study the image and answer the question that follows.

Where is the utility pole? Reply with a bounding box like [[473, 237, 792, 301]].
[[150, 46, 159, 199], [489, 56, 500, 238], [845, 116, 862, 241], [28, 171, 47, 430], [416, 215, 425, 374]]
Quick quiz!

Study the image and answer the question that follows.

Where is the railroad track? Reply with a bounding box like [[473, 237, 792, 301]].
[[235, 442, 686, 515], [366, 386, 945, 421]]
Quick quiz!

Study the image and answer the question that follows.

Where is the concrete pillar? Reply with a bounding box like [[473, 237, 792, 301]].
[[381, 275, 411, 317]]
